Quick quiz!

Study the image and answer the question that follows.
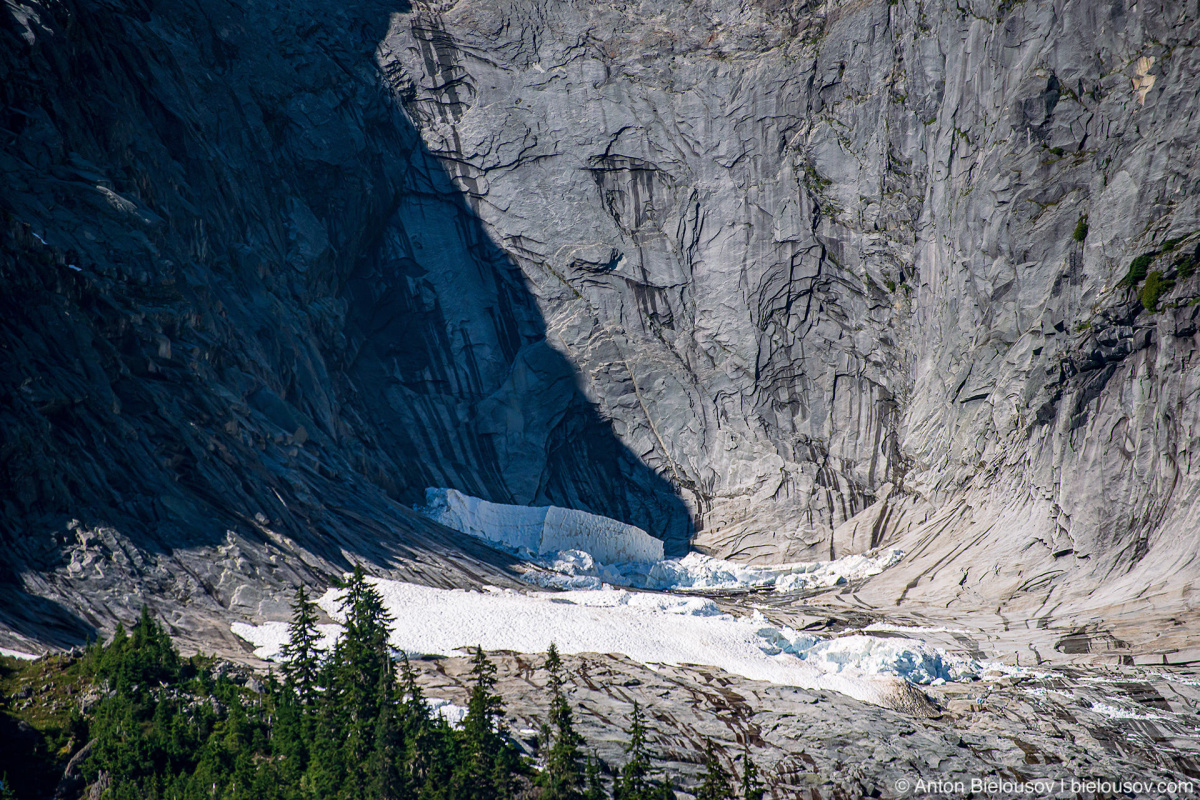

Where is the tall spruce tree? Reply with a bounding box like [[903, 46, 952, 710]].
[[538, 644, 583, 800], [367, 665, 405, 800], [613, 702, 651, 800], [268, 672, 309, 786], [695, 740, 733, 800], [281, 585, 323, 706], [583, 753, 606, 800], [739, 751, 764, 800], [305, 660, 348, 800], [454, 646, 511, 800], [334, 567, 397, 800], [398, 656, 432, 784]]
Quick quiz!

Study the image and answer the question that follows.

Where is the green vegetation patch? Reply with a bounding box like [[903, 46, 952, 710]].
[[1176, 244, 1200, 280], [1139, 270, 1174, 312], [1120, 252, 1157, 288], [1162, 235, 1187, 252], [0, 651, 95, 799], [1072, 215, 1088, 242]]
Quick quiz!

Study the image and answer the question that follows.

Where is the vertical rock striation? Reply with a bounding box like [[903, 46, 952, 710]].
[[379, 0, 1200, 612]]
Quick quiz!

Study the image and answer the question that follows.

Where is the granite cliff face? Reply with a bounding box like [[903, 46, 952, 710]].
[[377, 0, 1200, 638], [3, 0, 1200, 659]]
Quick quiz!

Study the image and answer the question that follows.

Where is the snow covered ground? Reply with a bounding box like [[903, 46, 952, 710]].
[[234, 491, 995, 709], [428, 698, 469, 727], [233, 578, 995, 710], [0, 646, 40, 660], [522, 548, 906, 593]]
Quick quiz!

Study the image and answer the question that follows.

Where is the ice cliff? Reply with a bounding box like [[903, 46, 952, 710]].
[[419, 487, 664, 563]]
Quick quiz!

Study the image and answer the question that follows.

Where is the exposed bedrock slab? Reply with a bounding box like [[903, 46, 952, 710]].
[[0, 0, 687, 646], [409, 650, 1200, 798]]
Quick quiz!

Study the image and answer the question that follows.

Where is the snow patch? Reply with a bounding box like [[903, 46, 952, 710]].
[[0, 646, 40, 660], [523, 548, 904, 594], [231, 621, 343, 661], [863, 623, 973, 635], [232, 578, 989, 711], [428, 698, 469, 728], [419, 488, 663, 564], [1089, 702, 1167, 721], [777, 631, 979, 685], [417, 488, 901, 594]]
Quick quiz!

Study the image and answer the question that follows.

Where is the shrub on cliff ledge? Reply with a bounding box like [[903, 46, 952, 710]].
[[1121, 252, 1156, 288], [1177, 245, 1199, 280], [1139, 270, 1173, 312], [1072, 215, 1088, 242]]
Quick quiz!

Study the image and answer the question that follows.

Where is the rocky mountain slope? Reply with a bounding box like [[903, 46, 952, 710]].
[[3, 0, 1199, 668]]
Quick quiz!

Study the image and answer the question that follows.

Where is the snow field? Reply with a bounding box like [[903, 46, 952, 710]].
[[601, 549, 905, 593], [229, 490, 991, 708], [232, 578, 989, 710], [0, 646, 40, 660]]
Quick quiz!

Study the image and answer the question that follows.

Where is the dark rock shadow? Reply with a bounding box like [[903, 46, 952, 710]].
[[0, 0, 691, 631], [0, 582, 96, 650]]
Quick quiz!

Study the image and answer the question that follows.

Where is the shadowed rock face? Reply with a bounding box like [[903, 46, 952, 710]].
[[0, 0, 687, 650], [2, 0, 1199, 652]]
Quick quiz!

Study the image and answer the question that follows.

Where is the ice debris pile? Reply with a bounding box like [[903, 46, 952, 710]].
[[537, 548, 908, 593], [418, 488, 663, 564], [233, 577, 989, 712], [417, 488, 902, 593]]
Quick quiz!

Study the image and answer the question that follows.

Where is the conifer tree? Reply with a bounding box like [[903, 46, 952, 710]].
[[738, 751, 764, 800], [455, 646, 509, 800], [398, 657, 430, 765], [695, 740, 733, 800], [367, 665, 405, 800], [538, 644, 583, 800], [613, 702, 651, 800], [305, 656, 348, 799], [583, 754, 606, 800], [269, 673, 308, 784], [281, 585, 323, 707], [334, 567, 396, 800], [130, 606, 179, 683]]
